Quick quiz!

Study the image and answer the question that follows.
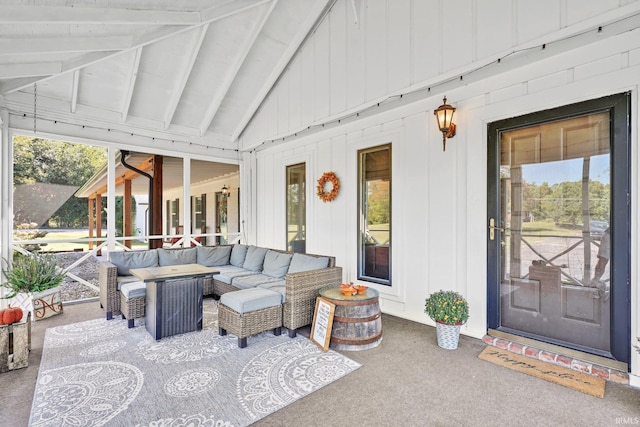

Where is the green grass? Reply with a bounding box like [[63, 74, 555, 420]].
[[16, 230, 148, 252], [521, 220, 583, 237]]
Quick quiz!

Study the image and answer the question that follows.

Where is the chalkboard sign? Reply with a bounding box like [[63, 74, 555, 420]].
[[310, 297, 335, 351]]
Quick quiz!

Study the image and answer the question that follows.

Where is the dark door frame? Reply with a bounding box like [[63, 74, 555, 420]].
[[487, 92, 631, 363]]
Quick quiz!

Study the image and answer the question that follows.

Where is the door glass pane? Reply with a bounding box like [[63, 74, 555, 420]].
[[286, 163, 306, 253], [358, 145, 391, 285], [499, 112, 611, 353]]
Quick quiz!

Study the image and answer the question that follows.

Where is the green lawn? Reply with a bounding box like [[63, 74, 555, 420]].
[[521, 220, 583, 237], [16, 230, 148, 252]]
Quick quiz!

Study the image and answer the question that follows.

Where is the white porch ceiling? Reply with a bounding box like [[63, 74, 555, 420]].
[[0, 0, 333, 153]]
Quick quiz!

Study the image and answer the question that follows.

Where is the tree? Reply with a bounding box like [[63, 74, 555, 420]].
[[13, 136, 106, 228]]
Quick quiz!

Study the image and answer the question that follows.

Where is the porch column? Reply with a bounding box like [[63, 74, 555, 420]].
[[107, 147, 116, 253], [96, 194, 103, 255], [182, 157, 191, 247], [88, 196, 94, 250], [0, 109, 9, 305], [150, 155, 163, 249], [124, 178, 132, 249]]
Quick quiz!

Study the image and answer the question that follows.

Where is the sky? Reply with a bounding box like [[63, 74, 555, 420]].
[[522, 154, 610, 186]]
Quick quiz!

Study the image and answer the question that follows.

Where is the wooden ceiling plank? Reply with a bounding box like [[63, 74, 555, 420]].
[[201, 0, 274, 23], [1, 0, 273, 96], [164, 24, 210, 130], [199, 1, 278, 134], [0, 36, 133, 56], [232, 0, 337, 141], [0, 62, 62, 79], [0, 6, 200, 25]]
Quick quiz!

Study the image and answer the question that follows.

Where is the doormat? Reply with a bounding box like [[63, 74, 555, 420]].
[[478, 347, 605, 398]]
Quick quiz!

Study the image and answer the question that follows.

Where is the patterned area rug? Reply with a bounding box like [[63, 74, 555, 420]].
[[29, 300, 361, 426]]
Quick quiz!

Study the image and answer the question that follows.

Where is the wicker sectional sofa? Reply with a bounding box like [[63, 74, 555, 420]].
[[98, 244, 342, 336]]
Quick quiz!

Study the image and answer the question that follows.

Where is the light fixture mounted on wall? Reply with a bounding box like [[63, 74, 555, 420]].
[[433, 96, 456, 151], [221, 185, 230, 198]]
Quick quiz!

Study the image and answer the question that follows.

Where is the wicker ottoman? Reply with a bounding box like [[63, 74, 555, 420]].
[[218, 288, 283, 348], [120, 281, 146, 328]]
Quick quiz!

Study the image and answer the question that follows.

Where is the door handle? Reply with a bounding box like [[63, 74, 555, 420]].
[[489, 218, 505, 240]]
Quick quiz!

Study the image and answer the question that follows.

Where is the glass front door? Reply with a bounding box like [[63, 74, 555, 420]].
[[487, 94, 630, 363]]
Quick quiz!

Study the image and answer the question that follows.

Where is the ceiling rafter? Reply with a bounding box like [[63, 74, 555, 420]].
[[233, 0, 337, 141], [163, 24, 210, 130], [0, 36, 133, 56], [198, 1, 278, 135], [70, 70, 79, 113], [0, 6, 200, 25], [0, 0, 273, 96], [121, 48, 143, 122]]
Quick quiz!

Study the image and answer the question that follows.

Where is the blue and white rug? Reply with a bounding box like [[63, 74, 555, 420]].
[[29, 301, 361, 426]]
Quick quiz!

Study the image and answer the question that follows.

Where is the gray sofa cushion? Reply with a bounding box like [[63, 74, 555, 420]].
[[214, 265, 259, 284], [230, 244, 249, 267], [220, 288, 282, 314], [243, 246, 268, 272], [158, 247, 197, 266], [197, 246, 232, 266], [287, 253, 329, 274], [232, 274, 284, 290], [257, 281, 286, 302], [116, 275, 141, 291], [120, 281, 146, 300], [109, 250, 158, 276], [262, 250, 293, 278]]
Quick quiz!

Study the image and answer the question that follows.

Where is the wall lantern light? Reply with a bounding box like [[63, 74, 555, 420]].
[[433, 96, 456, 151], [221, 185, 230, 198]]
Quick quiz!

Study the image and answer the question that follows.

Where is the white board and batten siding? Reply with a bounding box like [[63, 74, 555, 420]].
[[239, 0, 640, 382]]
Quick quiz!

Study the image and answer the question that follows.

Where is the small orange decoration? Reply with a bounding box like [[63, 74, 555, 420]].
[[317, 172, 340, 203], [0, 305, 23, 325]]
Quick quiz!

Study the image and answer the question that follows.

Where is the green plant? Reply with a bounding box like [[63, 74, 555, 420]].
[[425, 290, 469, 325], [1, 253, 66, 298]]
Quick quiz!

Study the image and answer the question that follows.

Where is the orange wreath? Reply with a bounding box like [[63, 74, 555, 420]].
[[317, 172, 340, 203]]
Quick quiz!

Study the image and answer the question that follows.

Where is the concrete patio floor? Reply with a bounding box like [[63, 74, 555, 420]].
[[2, 299, 640, 426]]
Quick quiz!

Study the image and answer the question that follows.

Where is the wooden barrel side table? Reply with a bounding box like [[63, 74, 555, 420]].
[[319, 286, 382, 351]]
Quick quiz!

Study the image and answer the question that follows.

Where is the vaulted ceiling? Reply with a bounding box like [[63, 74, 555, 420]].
[[0, 0, 333, 153]]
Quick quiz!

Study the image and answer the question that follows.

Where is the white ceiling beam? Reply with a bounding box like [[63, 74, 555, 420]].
[[1, 0, 273, 96], [5, 90, 234, 142], [164, 24, 210, 130], [70, 70, 79, 113], [0, 6, 200, 25], [0, 62, 62, 79], [199, 1, 278, 134], [232, 0, 336, 141], [0, 36, 133, 56], [121, 48, 142, 122]]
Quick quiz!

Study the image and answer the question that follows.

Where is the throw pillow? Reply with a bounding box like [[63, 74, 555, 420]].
[[109, 250, 158, 276], [230, 244, 249, 267], [287, 253, 329, 274], [262, 250, 293, 278], [197, 246, 232, 267], [158, 247, 197, 266], [243, 246, 269, 272]]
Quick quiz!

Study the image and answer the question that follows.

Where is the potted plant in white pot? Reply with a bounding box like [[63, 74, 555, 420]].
[[2, 252, 67, 320], [425, 290, 469, 350]]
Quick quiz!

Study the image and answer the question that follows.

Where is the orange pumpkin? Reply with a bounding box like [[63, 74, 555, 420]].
[[0, 305, 23, 325]]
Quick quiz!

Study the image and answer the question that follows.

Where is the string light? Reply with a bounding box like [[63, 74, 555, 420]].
[[252, 18, 631, 151], [12, 114, 238, 152]]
